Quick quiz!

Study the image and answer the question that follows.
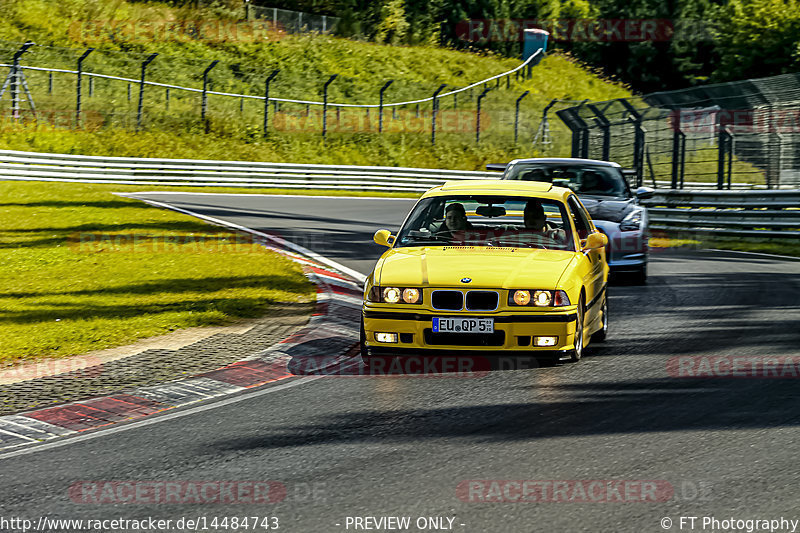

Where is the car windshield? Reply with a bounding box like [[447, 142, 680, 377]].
[[395, 195, 575, 251], [504, 163, 629, 198]]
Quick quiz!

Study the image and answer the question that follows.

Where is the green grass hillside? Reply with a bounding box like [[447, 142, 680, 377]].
[[0, 0, 630, 168]]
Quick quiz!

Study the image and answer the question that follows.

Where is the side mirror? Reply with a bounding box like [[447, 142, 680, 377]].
[[582, 232, 608, 252], [635, 186, 655, 200], [373, 229, 395, 247], [486, 163, 508, 172]]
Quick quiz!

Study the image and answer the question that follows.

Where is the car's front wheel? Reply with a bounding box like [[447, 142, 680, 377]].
[[359, 316, 369, 360], [631, 263, 647, 285], [568, 295, 585, 362]]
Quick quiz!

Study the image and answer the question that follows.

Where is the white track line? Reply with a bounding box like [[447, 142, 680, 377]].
[[115, 193, 369, 283], [127, 191, 419, 201], [0, 376, 323, 460]]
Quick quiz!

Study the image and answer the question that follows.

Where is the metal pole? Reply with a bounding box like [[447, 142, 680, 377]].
[[476, 87, 491, 142], [453, 91, 457, 110], [10, 42, 34, 120], [670, 114, 681, 189], [431, 84, 446, 145], [588, 103, 610, 161], [716, 112, 728, 190], [379, 80, 393, 133], [619, 99, 644, 184], [201, 59, 219, 132], [89, 76, 94, 97], [76, 48, 94, 126], [263, 69, 279, 137], [322, 74, 337, 138], [514, 90, 529, 144], [137, 53, 158, 130], [245, 0, 250, 21], [165, 88, 170, 110], [48, 72, 53, 94]]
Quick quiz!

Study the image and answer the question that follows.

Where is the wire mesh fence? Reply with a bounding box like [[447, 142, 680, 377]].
[[0, 39, 569, 152], [556, 73, 800, 189]]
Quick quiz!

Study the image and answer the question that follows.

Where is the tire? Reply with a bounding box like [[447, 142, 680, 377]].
[[568, 295, 585, 363], [592, 295, 608, 343], [359, 316, 369, 360], [631, 263, 647, 285]]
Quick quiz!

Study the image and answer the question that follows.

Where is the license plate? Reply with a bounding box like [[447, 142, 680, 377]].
[[432, 317, 494, 334]]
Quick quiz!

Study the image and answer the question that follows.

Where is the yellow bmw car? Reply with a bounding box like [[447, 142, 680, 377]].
[[361, 180, 610, 363]]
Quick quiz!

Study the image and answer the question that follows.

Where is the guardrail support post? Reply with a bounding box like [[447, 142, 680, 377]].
[[137, 53, 158, 130], [514, 90, 529, 144], [263, 69, 279, 138], [476, 87, 491, 143], [201, 59, 219, 133], [379, 80, 393, 133], [431, 84, 446, 145], [76, 48, 94, 127], [322, 74, 337, 138]]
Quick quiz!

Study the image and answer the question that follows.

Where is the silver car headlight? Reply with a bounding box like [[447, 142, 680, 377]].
[[619, 209, 643, 232]]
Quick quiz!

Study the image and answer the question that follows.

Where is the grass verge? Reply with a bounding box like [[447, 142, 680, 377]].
[[0, 180, 316, 364]]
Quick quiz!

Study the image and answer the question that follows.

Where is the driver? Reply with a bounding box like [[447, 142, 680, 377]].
[[444, 203, 471, 232], [436, 203, 475, 242]]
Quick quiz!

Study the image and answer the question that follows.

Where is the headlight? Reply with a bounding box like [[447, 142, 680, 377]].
[[367, 286, 423, 304], [619, 209, 643, 232], [512, 290, 531, 306], [533, 290, 552, 306], [383, 287, 401, 303], [509, 290, 571, 307], [402, 288, 420, 304]]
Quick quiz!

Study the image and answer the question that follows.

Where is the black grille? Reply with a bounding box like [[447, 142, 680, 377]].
[[466, 291, 499, 311], [424, 329, 505, 346], [432, 290, 463, 310]]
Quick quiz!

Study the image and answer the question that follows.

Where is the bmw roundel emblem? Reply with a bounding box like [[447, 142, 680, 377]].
[[461, 277, 472, 283]]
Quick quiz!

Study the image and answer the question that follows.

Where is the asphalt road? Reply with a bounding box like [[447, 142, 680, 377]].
[[2, 193, 799, 533]]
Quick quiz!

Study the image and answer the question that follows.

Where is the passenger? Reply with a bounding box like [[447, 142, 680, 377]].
[[524, 200, 566, 245]]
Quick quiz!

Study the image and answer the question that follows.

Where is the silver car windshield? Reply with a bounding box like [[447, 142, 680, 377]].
[[395, 195, 575, 251], [504, 164, 629, 198]]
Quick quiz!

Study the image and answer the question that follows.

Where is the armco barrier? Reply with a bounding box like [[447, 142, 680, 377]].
[[0, 149, 493, 193], [644, 190, 800, 239]]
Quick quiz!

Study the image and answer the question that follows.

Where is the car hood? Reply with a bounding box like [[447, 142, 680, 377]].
[[375, 247, 576, 289], [579, 196, 635, 223]]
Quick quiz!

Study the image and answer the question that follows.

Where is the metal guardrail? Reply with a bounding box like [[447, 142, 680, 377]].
[[2, 149, 797, 238], [0, 149, 494, 192], [644, 190, 800, 239]]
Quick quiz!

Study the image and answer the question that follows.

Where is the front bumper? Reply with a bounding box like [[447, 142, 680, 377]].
[[363, 307, 578, 355], [595, 221, 648, 271]]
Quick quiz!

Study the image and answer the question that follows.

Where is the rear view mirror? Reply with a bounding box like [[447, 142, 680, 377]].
[[476, 205, 506, 218], [635, 186, 655, 200], [582, 232, 608, 251], [373, 229, 395, 247]]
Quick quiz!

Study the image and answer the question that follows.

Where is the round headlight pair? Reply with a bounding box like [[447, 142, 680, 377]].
[[382, 287, 420, 304], [511, 289, 570, 307]]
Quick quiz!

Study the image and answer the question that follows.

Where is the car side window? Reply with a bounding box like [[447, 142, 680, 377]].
[[567, 196, 592, 240]]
